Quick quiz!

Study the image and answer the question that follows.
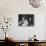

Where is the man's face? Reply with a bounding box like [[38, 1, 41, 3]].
[[29, 18, 31, 21]]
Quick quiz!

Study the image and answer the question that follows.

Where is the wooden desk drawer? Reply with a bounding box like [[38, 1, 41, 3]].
[[16, 43, 28, 46], [38, 44, 43, 46], [38, 43, 46, 46], [43, 43, 46, 46], [24, 43, 28, 46]]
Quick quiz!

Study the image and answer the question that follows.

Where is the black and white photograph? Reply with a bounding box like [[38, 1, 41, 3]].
[[18, 14, 34, 26]]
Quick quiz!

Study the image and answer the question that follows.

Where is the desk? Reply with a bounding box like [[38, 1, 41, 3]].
[[14, 40, 46, 46], [5, 39, 46, 46]]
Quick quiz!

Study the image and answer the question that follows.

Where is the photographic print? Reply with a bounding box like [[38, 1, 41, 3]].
[[18, 14, 34, 26]]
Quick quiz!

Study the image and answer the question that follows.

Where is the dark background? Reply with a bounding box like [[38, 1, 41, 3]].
[[18, 14, 34, 26]]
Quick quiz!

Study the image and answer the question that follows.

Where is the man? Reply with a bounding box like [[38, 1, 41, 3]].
[[19, 16, 28, 26]]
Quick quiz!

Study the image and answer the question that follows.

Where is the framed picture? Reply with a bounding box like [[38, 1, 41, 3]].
[[18, 14, 34, 26]]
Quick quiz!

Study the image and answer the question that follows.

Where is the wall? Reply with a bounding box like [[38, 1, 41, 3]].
[[0, 0, 46, 40]]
